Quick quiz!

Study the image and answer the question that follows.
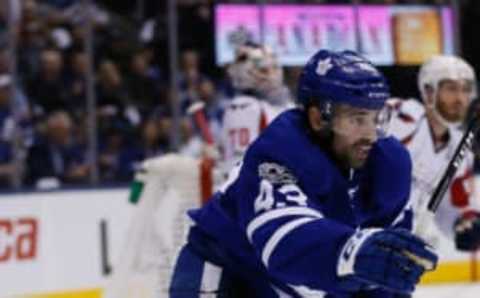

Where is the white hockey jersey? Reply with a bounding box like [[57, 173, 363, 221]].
[[219, 94, 293, 175], [387, 98, 475, 239]]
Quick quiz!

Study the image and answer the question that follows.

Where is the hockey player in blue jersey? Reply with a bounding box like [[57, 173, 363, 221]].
[[168, 49, 438, 298]]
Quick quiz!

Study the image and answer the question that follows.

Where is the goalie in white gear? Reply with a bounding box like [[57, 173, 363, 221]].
[[219, 42, 294, 175], [388, 55, 480, 251]]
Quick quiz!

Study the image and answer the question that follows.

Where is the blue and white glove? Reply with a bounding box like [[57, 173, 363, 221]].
[[337, 228, 438, 294], [454, 210, 480, 251]]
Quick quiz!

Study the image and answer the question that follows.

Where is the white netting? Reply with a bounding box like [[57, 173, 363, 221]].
[[104, 154, 208, 298]]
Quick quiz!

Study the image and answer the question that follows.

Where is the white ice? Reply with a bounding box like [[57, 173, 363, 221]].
[[415, 283, 480, 298]]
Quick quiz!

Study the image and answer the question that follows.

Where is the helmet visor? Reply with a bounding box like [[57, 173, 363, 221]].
[[329, 103, 391, 140]]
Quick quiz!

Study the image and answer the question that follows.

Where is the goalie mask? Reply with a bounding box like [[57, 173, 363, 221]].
[[418, 55, 477, 128], [297, 49, 391, 140], [227, 42, 284, 100]]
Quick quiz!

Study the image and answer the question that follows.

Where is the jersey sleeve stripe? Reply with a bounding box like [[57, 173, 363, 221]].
[[391, 200, 413, 227], [261, 217, 317, 267], [272, 285, 293, 298], [246, 207, 324, 242]]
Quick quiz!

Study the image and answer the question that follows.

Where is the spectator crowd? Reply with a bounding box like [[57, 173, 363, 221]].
[[0, 0, 467, 189]]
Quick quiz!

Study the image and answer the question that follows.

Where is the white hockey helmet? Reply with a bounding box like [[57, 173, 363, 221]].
[[418, 55, 477, 101], [418, 55, 477, 128], [227, 42, 283, 97]]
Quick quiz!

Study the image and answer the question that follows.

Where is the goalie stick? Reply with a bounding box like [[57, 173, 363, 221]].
[[412, 112, 480, 270]]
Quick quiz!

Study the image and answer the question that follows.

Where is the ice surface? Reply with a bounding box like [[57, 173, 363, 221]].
[[415, 283, 480, 298]]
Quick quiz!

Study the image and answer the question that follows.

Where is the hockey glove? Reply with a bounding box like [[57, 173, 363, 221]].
[[454, 210, 480, 251], [337, 228, 438, 294]]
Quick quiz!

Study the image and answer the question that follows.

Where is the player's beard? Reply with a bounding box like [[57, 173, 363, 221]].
[[330, 130, 375, 170], [346, 139, 374, 169], [436, 99, 467, 123]]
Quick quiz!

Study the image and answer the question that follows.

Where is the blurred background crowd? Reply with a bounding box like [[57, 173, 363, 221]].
[[0, 0, 477, 190]]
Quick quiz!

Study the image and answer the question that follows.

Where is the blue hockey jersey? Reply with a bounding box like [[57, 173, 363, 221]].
[[187, 109, 413, 297]]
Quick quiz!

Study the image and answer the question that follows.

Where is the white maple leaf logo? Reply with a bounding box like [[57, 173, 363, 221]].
[[315, 58, 333, 76]]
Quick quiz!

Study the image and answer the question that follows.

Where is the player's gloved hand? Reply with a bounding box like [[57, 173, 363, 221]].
[[454, 210, 480, 251], [337, 228, 438, 294]]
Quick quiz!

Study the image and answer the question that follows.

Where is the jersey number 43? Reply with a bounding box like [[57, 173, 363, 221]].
[[254, 180, 308, 213]]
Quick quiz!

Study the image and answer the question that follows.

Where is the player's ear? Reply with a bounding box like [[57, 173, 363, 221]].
[[308, 106, 326, 132]]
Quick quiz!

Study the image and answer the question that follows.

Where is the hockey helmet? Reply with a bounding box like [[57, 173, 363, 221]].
[[227, 42, 283, 96], [297, 49, 390, 110], [418, 55, 476, 101], [298, 50, 391, 138]]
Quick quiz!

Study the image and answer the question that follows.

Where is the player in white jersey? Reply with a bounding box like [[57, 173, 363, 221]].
[[219, 43, 294, 175], [388, 55, 480, 251]]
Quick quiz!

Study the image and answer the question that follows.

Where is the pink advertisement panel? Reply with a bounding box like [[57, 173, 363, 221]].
[[214, 4, 455, 66], [358, 6, 394, 65], [264, 5, 356, 66], [215, 5, 261, 65], [441, 7, 455, 55]]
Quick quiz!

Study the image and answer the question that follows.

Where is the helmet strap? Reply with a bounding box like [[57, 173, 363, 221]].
[[305, 100, 335, 146], [321, 101, 333, 122]]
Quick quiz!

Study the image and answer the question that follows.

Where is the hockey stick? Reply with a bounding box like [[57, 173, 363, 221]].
[[187, 101, 215, 145], [187, 101, 215, 202], [411, 114, 480, 269], [416, 115, 480, 233]]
